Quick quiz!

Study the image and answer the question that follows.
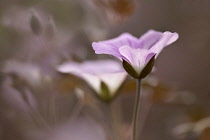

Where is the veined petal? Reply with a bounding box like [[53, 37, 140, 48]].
[[100, 72, 127, 96], [138, 30, 162, 49], [92, 33, 139, 58], [119, 46, 155, 75], [150, 31, 179, 56], [92, 42, 122, 58]]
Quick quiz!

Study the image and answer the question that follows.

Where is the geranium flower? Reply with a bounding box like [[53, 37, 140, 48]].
[[92, 30, 179, 79], [57, 60, 127, 102]]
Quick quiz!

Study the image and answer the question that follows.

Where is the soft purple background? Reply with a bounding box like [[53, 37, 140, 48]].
[[1, 0, 210, 140]]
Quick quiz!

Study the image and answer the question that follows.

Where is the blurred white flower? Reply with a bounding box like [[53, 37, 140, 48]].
[[57, 60, 127, 102], [173, 117, 210, 139], [2, 60, 42, 87]]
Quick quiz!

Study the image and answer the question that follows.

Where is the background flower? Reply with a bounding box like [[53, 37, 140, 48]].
[[57, 60, 127, 102]]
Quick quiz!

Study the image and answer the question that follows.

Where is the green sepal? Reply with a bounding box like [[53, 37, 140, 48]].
[[122, 59, 139, 79], [100, 81, 111, 102], [139, 55, 155, 79], [123, 55, 155, 79]]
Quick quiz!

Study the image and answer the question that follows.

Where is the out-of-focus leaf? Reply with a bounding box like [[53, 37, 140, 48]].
[[55, 74, 83, 94], [120, 79, 136, 94], [150, 84, 170, 103], [187, 107, 209, 122], [108, 0, 136, 17], [200, 127, 210, 140], [92, 0, 136, 22]]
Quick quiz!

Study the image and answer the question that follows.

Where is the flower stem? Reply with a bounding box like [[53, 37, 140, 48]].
[[132, 79, 141, 140]]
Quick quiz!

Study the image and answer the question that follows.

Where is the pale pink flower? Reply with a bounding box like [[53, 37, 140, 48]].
[[92, 30, 179, 78]]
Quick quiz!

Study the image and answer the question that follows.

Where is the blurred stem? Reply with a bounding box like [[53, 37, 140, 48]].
[[104, 102, 115, 140], [21, 89, 49, 129], [132, 79, 141, 140], [111, 98, 123, 140], [138, 94, 153, 137], [27, 102, 49, 129], [69, 99, 84, 122]]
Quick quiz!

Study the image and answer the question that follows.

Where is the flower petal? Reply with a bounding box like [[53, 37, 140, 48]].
[[81, 73, 101, 94], [138, 30, 163, 49], [57, 62, 101, 93], [57, 60, 126, 95], [82, 60, 123, 74], [57, 62, 82, 76], [119, 46, 155, 74], [100, 72, 127, 96], [150, 31, 179, 55], [92, 33, 139, 58]]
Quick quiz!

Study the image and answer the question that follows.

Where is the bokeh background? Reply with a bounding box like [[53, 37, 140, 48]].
[[1, 0, 210, 140]]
